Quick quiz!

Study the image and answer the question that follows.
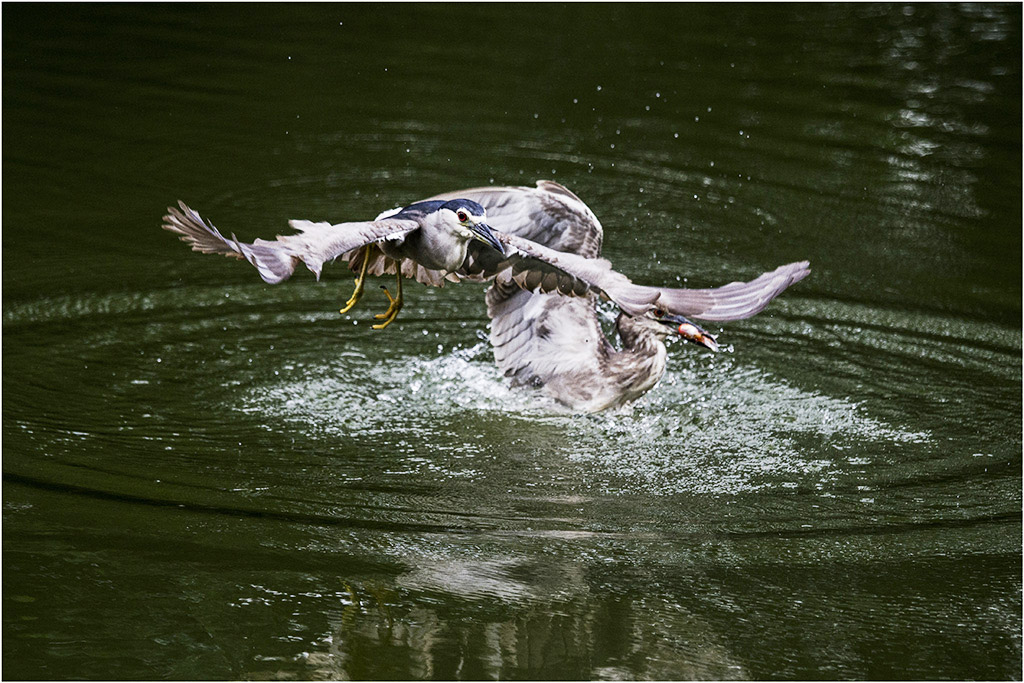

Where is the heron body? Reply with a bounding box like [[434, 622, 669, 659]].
[[162, 180, 809, 412], [489, 287, 680, 412]]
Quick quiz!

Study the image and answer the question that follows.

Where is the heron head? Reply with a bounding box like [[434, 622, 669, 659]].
[[650, 308, 720, 352], [439, 199, 505, 255]]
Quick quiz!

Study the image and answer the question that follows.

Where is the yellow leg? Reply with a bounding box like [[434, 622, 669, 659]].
[[372, 270, 403, 330], [341, 581, 359, 626], [339, 248, 370, 314]]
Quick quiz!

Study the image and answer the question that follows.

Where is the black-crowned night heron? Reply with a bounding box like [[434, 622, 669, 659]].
[[162, 181, 809, 411]]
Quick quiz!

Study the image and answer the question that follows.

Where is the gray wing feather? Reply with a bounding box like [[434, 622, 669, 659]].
[[425, 180, 603, 257], [279, 217, 417, 279], [161, 201, 417, 284], [652, 261, 810, 321], [486, 232, 660, 317], [487, 281, 607, 389], [442, 181, 809, 321]]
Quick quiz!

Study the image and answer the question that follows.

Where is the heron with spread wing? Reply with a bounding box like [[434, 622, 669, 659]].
[[162, 181, 808, 411]]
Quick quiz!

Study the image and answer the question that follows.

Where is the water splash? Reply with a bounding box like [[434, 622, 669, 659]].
[[564, 356, 931, 495], [240, 340, 930, 496]]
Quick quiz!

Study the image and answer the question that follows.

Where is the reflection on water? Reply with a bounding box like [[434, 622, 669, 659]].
[[3, 3, 1020, 680], [291, 584, 747, 682]]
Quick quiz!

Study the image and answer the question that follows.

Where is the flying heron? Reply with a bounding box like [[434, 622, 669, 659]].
[[162, 181, 809, 411]]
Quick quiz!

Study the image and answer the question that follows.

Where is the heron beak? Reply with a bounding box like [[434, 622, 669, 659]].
[[470, 222, 506, 256], [657, 313, 719, 352]]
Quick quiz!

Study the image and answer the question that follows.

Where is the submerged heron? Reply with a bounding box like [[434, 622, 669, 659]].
[[162, 181, 808, 411]]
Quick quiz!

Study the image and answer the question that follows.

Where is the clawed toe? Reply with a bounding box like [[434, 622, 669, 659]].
[[371, 280, 403, 330]]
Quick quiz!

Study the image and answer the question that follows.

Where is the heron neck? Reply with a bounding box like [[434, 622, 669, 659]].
[[390, 222, 470, 273], [610, 315, 669, 400]]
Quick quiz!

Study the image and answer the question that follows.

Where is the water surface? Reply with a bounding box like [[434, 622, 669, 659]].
[[3, 4, 1021, 680]]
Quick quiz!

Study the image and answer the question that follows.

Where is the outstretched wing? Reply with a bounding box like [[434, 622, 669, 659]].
[[652, 261, 811, 321], [335, 181, 655, 315], [346, 179, 609, 290], [161, 201, 417, 284], [457, 231, 659, 317], [436, 181, 810, 321], [476, 246, 810, 323]]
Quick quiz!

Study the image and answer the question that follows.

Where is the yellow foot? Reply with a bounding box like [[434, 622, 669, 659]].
[[339, 278, 365, 314], [339, 248, 370, 314], [371, 283, 403, 330]]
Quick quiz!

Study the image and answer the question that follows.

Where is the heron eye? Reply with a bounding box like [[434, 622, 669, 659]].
[[457, 211, 468, 222], [654, 308, 665, 318]]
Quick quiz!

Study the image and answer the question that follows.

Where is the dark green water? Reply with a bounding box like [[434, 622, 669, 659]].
[[3, 4, 1021, 680]]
